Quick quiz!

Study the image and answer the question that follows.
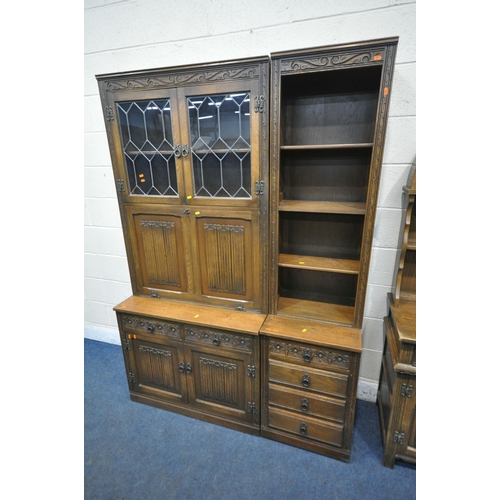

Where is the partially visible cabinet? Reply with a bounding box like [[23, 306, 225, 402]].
[[377, 165, 416, 468], [115, 296, 265, 434], [97, 57, 269, 313]]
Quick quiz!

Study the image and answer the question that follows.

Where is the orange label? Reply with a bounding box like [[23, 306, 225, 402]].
[[374, 55, 382, 61], [384, 87, 389, 96]]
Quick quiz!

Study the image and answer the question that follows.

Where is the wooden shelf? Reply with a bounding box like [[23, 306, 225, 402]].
[[279, 253, 360, 275], [277, 296, 355, 326], [281, 144, 373, 151], [278, 199, 366, 215]]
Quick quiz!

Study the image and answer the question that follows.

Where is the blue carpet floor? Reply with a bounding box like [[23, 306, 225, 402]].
[[84, 338, 416, 499]]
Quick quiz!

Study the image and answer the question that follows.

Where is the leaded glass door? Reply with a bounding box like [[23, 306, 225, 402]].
[[111, 89, 185, 204], [177, 81, 262, 207]]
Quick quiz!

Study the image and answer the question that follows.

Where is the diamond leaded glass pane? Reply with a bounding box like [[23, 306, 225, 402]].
[[117, 100, 178, 196], [188, 93, 251, 198]]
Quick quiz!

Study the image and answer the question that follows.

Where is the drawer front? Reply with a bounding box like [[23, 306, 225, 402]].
[[268, 407, 344, 447], [269, 359, 348, 398], [119, 313, 181, 340], [268, 384, 346, 424], [184, 325, 254, 353], [268, 338, 351, 372]]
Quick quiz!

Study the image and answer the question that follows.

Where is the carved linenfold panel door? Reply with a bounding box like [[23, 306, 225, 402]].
[[129, 337, 187, 403], [184, 345, 255, 423], [127, 207, 189, 296], [195, 211, 258, 307]]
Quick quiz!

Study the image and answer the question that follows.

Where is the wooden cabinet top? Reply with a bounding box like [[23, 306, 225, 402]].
[[389, 293, 416, 343], [260, 315, 362, 353], [114, 296, 267, 335]]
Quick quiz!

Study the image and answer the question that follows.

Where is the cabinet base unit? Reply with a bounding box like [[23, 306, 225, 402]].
[[114, 296, 266, 436], [377, 294, 416, 468], [259, 315, 362, 462]]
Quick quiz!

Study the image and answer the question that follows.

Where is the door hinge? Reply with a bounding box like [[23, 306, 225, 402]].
[[254, 95, 265, 113], [123, 338, 131, 351], [117, 179, 126, 192], [247, 402, 257, 414], [255, 180, 264, 196], [105, 105, 114, 121], [247, 365, 256, 378], [128, 371, 136, 384], [401, 383, 413, 398], [393, 431, 405, 445]]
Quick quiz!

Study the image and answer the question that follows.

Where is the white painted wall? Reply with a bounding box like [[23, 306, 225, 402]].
[[84, 0, 416, 401]]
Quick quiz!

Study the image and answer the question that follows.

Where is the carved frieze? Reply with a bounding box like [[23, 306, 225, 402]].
[[105, 66, 260, 92], [280, 50, 384, 73], [185, 326, 252, 351], [121, 315, 181, 338], [269, 340, 350, 369]]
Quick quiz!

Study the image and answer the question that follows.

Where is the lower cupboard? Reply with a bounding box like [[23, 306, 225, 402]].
[[113, 296, 362, 461]]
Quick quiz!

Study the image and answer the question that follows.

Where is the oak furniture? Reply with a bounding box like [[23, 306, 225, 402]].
[[97, 57, 270, 433], [377, 164, 416, 467], [96, 38, 399, 462], [260, 38, 398, 461]]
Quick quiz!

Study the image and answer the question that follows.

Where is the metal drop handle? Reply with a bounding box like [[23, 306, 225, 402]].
[[185, 363, 192, 374], [299, 422, 308, 435], [174, 145, 181, 157], [302, 374, 310, 387], [301, 398, 309, 412], [181, 144, 189, 157]]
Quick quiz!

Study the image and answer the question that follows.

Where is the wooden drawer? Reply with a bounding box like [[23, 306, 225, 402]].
[[269, 383, 346, 424], [119, 313, 182, 340], [268, 407, 344, 447], [268, 338, 352, 372], [269, 359, 348, 399], [184, 325, 254, 353]]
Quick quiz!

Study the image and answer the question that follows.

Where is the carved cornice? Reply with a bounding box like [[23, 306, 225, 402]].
[[280, 49, 384, 73], [105, 66, 260, 92], [269, 340, 350, 368]]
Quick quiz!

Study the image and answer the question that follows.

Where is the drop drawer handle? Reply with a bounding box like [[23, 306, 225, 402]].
[[299, 422, 308, 435], [302, 374, 310, 387], [301, 398, 309, 412]]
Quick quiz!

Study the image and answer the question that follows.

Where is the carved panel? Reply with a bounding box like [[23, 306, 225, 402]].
[[280, 49, 384, 73], [202, 223, 246, 296], [105, 66, 260, 92], [120, 314, 181, 339], [138, 219, 182, 288], [269, 340, 350, 369], [184, 326, 252, 352], [198, 357, 238, 404], [137, 344, 176, 389]]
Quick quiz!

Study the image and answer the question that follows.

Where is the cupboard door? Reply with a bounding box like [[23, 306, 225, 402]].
[[193, 209, 261, 309], [128, 336, 187, 403], [107, 88, 186, 204], [176, 79, 263, 207], [184, 344, 257, 424], [125, 205, 191, 296]]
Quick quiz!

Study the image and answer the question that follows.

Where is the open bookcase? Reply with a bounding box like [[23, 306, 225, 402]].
[[261, 38, 398, 461], [269, 44, 397, 328]]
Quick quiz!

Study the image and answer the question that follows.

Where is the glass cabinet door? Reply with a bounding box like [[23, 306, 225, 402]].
[[112, 89, 185, 203], [177, 81, 261, 206]]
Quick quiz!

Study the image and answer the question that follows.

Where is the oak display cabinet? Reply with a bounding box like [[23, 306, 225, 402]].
[[97, 57, 270, 313], [377, 164, 416, 468], [261, 38, 398, 461], [97, 57, 270, 434]]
